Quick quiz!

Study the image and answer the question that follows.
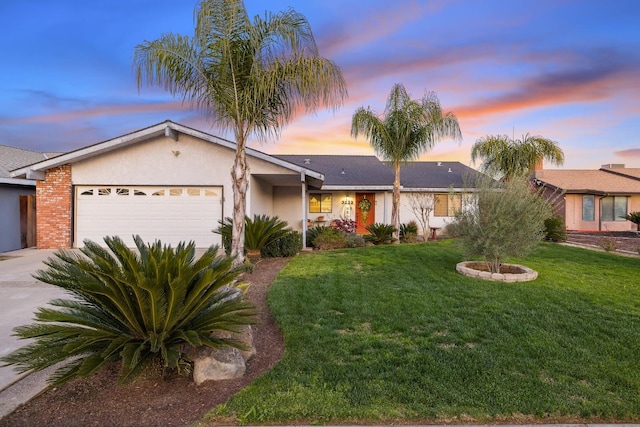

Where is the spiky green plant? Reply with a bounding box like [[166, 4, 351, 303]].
[[0, 236, 256, 386], [215, 215, 290, 255], [620, 211, 640, 231], [364, 223, 397, 245]]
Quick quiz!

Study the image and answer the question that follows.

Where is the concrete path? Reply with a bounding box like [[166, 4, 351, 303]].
[[0, 248, 67, 418]]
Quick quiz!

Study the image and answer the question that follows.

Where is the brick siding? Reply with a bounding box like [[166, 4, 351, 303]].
[[36, 165, 72, 249]]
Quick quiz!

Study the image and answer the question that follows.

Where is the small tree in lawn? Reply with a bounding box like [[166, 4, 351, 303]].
[[407, 192, 435, 241], [446, 174, 552, 274]]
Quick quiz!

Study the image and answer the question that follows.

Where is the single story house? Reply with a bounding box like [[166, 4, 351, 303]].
[[532, 163, 640, 231], [10, 121, 481, 249], [0, 145, 56, 252]]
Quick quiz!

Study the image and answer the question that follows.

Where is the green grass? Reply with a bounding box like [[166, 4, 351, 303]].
[[203, 241, 640, 425]]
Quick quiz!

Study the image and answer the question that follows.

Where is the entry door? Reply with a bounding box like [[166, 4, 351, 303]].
[[355, 193, 375, 234], [19, 195, 36, 248]]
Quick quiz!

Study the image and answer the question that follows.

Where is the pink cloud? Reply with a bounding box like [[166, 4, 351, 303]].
[[615, 149, 640, 159]]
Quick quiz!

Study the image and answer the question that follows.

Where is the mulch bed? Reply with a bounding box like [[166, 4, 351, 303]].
[[565, 231, 640, 254], [0, 257, 289, 427]]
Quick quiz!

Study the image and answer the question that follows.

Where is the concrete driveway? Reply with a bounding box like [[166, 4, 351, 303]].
[[0, 248, 68, 393]]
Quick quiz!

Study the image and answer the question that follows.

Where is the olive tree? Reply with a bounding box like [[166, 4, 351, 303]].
[[446, 174, 553, 273]]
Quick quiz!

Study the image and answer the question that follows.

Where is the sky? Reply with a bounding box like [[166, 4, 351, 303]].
[[1, 0, 639, 170]]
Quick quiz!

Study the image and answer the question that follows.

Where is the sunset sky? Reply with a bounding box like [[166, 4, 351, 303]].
[[1, 0, 639, 170]]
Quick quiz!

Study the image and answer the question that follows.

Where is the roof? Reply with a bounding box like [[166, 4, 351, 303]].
[[0, 145, 52, 178], [276, 155, 482, 190], [601, 167, 640, 181], [0, 145, 59, 186], [10, 121, 323, 185], [533, 168, 640, 195]]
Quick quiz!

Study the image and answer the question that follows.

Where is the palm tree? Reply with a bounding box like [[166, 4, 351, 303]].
[[351, 83, 462, 238], [471, 133, 564, 180], [134, 0, 347, 264]]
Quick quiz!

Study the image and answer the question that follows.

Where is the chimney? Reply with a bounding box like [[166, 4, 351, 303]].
[[601, 163, 625, 169], [534, 159, 543, 171]]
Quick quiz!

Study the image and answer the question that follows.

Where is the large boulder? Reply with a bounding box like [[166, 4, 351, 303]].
[[188, 346, 246, 385]]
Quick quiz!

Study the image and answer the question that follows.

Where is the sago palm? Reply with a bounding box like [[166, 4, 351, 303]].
[[620, 211, 640, 231], [0, 236, 256, 386], [471, 133, 564, 180], [351, 83, 461, 238], [134, 0, 347, 264], [215, 214, 290, 256]]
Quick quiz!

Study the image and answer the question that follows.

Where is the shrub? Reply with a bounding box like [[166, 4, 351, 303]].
[[446, 175, 552, 273], [306, 225, 327, 248], [598, 237, 617, 252], [364, 223, 397, 245], [399, 221, 419, 243], [544, 215, 567, 242], [261, 230, 303, 258], [0, 236, 257, 386], [344, 233, 366, 248], [313, 227, 347, 250], [215, 215, 289, 255]]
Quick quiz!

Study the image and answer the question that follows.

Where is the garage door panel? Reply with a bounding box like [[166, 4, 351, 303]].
[[76, 186, 222, 248]]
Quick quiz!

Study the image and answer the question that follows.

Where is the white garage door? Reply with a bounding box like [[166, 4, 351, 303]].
[[75, 186, 223, 248]]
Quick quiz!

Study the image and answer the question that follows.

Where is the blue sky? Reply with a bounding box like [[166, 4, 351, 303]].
[[1, 0, 639, 169]]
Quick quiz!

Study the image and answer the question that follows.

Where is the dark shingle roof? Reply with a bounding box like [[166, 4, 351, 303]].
[[275, 155, 481, 189], [0, 145, 53, 178]]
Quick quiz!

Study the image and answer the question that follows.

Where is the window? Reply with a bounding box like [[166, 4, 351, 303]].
[[582, 195, 595, 221], [434, 194, 461, 217], [309, 193, 332, 213], [601, 196, 627, 221]]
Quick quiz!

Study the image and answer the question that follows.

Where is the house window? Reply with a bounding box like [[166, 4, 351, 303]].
[[309, 193, 332, 213], [601, 196, 627, 221], [582, 195, 595, 221], [434, 194, 461, 217]]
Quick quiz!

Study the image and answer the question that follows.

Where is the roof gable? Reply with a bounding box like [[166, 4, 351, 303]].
[[10, 121, 322, 182]]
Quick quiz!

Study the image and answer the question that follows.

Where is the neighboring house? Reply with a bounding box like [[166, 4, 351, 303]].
[[10, 121, 480, 249], [532, 163, 640, 231], [0, 145, 55, 252]]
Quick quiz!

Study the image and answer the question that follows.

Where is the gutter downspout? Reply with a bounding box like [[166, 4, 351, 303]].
[[598, 194, 607, 231]]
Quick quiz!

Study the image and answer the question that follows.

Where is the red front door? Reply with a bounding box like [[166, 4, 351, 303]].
[[355, 193, 375, 234]]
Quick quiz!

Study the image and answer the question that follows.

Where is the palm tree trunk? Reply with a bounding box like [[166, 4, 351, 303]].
[[231, 139, 249, 265], [392, 162, 401, 241]]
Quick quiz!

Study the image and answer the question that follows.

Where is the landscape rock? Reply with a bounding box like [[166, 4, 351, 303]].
[[188, 346, 246, 385]]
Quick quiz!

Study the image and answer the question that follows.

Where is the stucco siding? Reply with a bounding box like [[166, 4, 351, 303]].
[[71, 133, 300, 228], [564, 193, 640, 231], [273, 186, 303, 230], [399, 192, 458, 236], [250, 177, 274, 217]]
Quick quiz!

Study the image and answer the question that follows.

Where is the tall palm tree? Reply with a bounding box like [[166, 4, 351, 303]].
[[471, 133, 564, 180], [134, 0, 347, 263], [351, 83, 462, 238]]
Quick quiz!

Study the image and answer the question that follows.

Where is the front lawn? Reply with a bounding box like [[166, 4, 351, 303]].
[[205, 241, 640, 425]]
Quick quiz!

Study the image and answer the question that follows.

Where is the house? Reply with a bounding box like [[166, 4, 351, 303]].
[[10, 121, 480, 249], [0, 145, 55, 252], [532, 163, 640, 231]]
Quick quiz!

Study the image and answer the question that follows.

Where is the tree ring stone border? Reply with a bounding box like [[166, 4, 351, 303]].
[[456, 261, 538, 282]]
